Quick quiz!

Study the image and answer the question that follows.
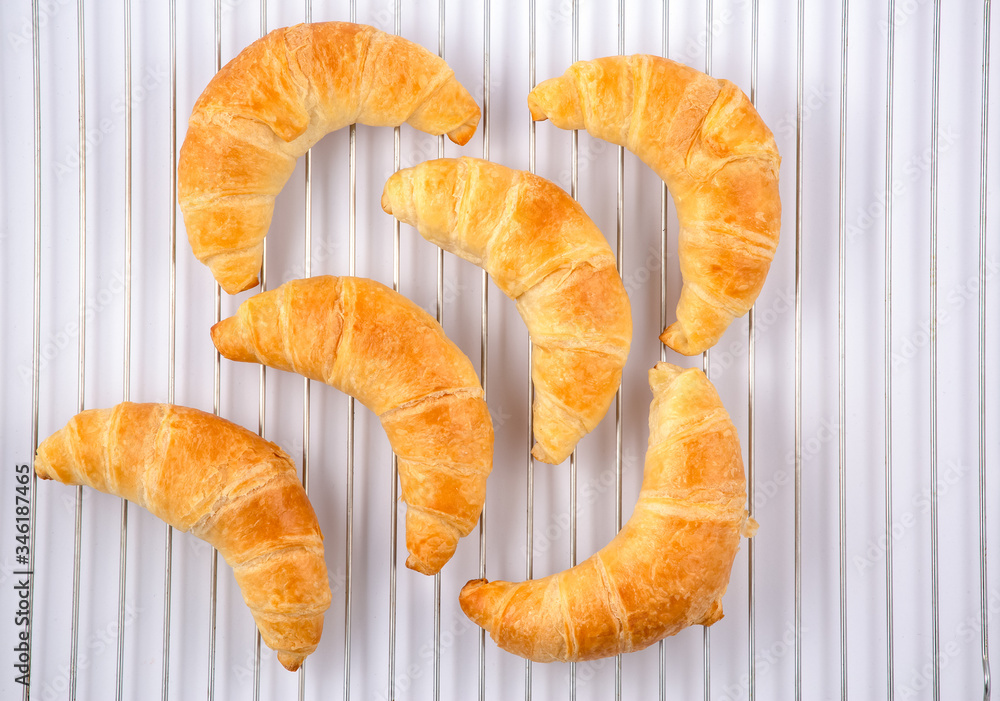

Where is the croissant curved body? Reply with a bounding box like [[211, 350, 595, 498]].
[[34, 403, 331, 671], [528, 55, 781, 355], [459, 363, 755, 662], [381, 157, 632, 465], [179, 21, 481, 293], [211, 275, 493, 575]]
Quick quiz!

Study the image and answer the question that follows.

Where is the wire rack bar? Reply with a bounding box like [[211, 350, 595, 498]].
[[68, 0, 87, 695], [978, 2, 993, 698], [703, 1, 713, 698], [883, 0, 896, 695], [387, 3, 402, 699], [24, 0, 43, 699], [115, 0, 134, 696], [748, 0, 761, 697], [568, 1, 579, 697], [18, 2, 1000, 698], [837, 0, 850, 697], [525, 0, 536, 697], [659, 3, 669, 699], [434, 1, 446, 697], [344, 6, 357, 700], [928, 0, 942, 698], [252, 2, 269, 696], [208, 2, 223, 697], [299, 3, 313, 699], [162, 0, 178, 698], [792, 0, 802, 697], [480, 1, 491, 699], [614, 0, 626, 698]]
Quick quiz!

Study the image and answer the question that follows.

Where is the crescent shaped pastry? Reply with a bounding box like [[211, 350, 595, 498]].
[[528, 55, 781, 355], [34, 403, 331, 671], [459, 363, 756, 662], [211, 275, 493, 575], [179, 21, 481, 294], [381, 157, 632, 465]]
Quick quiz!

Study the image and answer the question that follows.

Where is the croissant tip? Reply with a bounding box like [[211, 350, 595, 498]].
[[650, 362, 683, 381], [458, 578, 490, 614], [210, 316, 258, 364], [277, 652, 304, 672], [447, 119, 478, 146], [460, 578, 488, 596], [526, 93, 548, 122], [32, 458, 52, 481], [530, 442, 565, 465], [660, 324, 705, 356], [404, 553, 443, 576], [218, 274, 259, 295], [209, 320, 231, 355]]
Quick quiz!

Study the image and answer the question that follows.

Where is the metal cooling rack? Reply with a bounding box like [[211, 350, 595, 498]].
[[2, 0, 996, 699]]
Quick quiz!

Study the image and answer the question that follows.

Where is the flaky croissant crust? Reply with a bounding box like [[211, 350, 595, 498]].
[[211, 276, 493, 575], [528, 55, 781, 355], [179, 21, 481, 293], [460, 364, 755, 662], [381, 157, 632, 465], [34, 403, 331, 671]]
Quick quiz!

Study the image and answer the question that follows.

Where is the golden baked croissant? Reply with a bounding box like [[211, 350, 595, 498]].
[[528, 56, 781, 355], [179, 21, 481, 294], [34, 403, 331, 671], [459, 363, 755, 662], [381, 157, 632, 465], [211, 275, 493, 575]]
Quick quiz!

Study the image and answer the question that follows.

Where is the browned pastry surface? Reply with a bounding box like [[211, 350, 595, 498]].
[[211, 275, 493, 575], [179, 21, 481, 293], [34, 403, 331, 671], [381, 157, 632, 464], [528, 55, 781, 355], [460, 363, 756, 662]]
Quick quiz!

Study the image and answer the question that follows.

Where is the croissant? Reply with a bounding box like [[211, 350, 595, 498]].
[[178, 21, 481, 294], [459, 363, 756, 662], [33, 403, 331, 671], [381, 157, 632, 465], [528, 56, 781, 355], [211, 275, 493, 575]]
